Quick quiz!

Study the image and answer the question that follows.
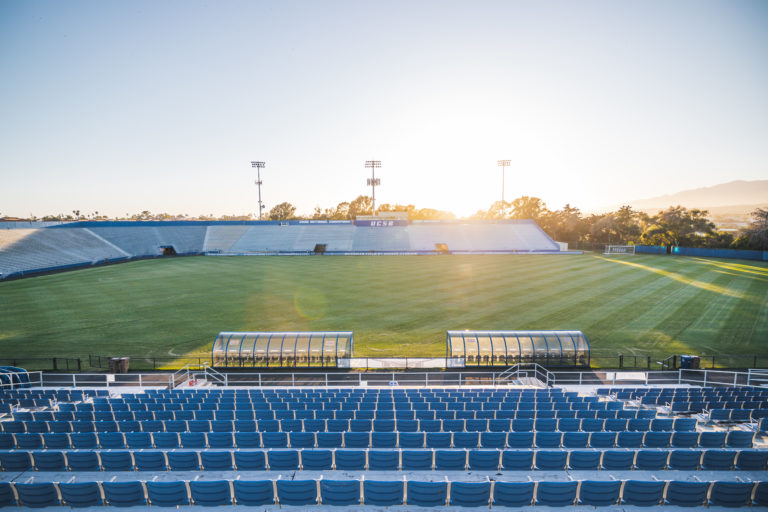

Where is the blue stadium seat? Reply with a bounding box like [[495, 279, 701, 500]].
[[668, 449, 701, 470], [674, 418, 697, 431], [568, 450, 601, 470], [234, 432, 261, 448], [335, 449, 366, 470], [622, 480, 665, 506], [435, 449, 466, 470], [754, 482, 768, 507], [290, 432, 315, 448], [190, 480, 232, 506], [70, 432, 98, 449], [644, 431, 672, 448], [601, 449, 634, 470], [0, 482, 16, 507], [208, 432, 234, 448], [735, 449, 768, 470], [343, 432, 369, 448], [699, 431, 726, 448], [493, 481, 534, 507], [233, 480, 274, 506], [101, 450, 134, 471], [234, 450, 266, 470], [468, 449, 499, 470], [450, 481, 490, 507], [147, 481, 189, 507], [617, 431, 643, 448], [701, 449, 736, 470], [321, 479, 360, 506], [153, 432, 179, 449], [425, 432, 451, 448], [167, 450, 200, 471], [501, 450, 534, 470], [536, 481, 578, 506], [402, 449, 432, 470], [268, 449, 300, 470], [726, 430, 755, 448], [369, 450, 399, 470], [233, 419, 256, 432], [117, 420, 141, 433], [407, 481, 447, 507], [579, 480, 621, 506], [179, 432, 206, 448], [480, 432, 506, 448], [671, 431, 699, 448], [97, 432, 125, 449], [134, 450, 167, 471], [709, 481, 754, 508], [302, 449, 333, 470], [535, 450, 568, 470], [276, 480, 317, 505], [453, 431, 479, 448], [364, 480, 403, 506], [317, 432, 343, 448], [15, 482, 60, 508], [665, 481, 710, 507], [634, 450, 668, 470], [563, 432, 589, 448], [0, 434, 12, 450], [15, 433, 43, 449], [261, 432, 288, 448], [507, 432, 534, 448], [535, 431, 562, 448], [59, 482, 102, 507]]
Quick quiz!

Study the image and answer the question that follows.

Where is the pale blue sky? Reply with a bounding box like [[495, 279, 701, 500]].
[[1, 0, 766, 218]]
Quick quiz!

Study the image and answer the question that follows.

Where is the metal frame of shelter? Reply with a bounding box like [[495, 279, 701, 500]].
[[211, 331, 353, 368], [446, 330, 591, 367]]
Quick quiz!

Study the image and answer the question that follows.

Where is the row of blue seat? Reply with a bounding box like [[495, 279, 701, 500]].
[[10, 407, 654, 422], [709, 408, 768, 421], [57, 401, 622, 412], [2, 478, 766, 507], [1, 429, 752, 451], [2, 447, 767, 472], [3, 417, 689, 436], [10, 408, 652, 422]]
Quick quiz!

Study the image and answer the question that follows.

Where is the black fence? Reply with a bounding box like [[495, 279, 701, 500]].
[[3, 352, 767, 373]]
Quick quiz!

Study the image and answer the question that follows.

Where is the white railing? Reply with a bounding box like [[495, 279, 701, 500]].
[[497, 363, 553, 387], [0, 370, 43, 389], [24, 368, 768, 389]]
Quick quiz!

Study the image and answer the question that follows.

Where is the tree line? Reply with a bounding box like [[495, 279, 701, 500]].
[[5, 197, 767, 251]]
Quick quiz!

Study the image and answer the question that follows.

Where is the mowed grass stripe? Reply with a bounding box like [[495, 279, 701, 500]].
[[1, 254, 766, 365]]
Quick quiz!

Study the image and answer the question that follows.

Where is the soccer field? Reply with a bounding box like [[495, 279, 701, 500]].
[[0, 254, 766, 369]]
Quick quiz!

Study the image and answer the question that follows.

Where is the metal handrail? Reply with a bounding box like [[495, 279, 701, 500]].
[[497, 363, 553, 387]]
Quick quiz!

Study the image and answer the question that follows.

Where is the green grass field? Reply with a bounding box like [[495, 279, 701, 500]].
[[1, 254, 767, 369]]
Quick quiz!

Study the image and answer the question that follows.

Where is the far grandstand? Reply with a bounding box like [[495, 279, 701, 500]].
[[0, 219, 571, 280]]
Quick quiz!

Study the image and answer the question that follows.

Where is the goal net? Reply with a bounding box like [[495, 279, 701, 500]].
[[604, 245, 636, 255]]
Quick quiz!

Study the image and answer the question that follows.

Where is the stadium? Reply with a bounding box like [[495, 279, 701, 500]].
[[2, 0, 768, 509], [1, 217, 768, 509]]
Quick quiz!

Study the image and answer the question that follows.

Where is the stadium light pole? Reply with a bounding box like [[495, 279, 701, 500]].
[[251, 161, 266, 220], [365, 160, 381, 215], [498, 159, 511, 215]]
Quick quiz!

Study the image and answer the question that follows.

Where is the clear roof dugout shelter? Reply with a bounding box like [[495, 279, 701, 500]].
[[212, 331, 353, 368], [446, 330, 590, 367]]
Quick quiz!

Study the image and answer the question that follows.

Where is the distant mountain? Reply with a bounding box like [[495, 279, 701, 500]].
[[625, 180, 768, 212]]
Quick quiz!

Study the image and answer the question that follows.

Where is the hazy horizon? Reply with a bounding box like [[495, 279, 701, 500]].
[[2, 1, 767, 218]]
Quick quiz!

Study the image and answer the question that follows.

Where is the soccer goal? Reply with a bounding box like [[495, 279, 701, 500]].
[[604, 245, 636, 255]]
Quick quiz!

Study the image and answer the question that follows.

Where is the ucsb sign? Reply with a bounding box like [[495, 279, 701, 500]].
[[354, 220, 408, 227]]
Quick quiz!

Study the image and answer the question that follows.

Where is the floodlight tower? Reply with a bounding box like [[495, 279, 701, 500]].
[[497, 159, 511, 216], [251, 161, 266, 220], [365, 160, 381, 215]]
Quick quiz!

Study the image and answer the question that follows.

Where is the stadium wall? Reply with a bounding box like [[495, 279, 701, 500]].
[[637, 244, 768, 261]]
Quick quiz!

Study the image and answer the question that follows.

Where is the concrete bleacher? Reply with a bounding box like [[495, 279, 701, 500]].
[[0, 228, 126, 279], [1, 384, 766, 508], [1, 220, 567, 279]]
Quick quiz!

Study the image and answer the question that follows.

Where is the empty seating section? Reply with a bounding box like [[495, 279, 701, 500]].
[[1, 385, 766, 508], [1, 220, 562, 278]]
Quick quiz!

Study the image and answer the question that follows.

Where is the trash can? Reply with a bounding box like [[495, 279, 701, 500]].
[[680, 355, 700, 369], [119, 357, 130, 373], [109, 358, 120, 373]]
